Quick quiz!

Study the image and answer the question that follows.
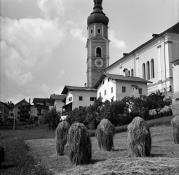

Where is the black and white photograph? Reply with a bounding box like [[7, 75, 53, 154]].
[[0, 0, 179, 174]]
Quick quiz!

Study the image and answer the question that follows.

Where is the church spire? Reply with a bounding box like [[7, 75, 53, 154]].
[[87, 0, 109, 26], [93, 0, 103, 10]]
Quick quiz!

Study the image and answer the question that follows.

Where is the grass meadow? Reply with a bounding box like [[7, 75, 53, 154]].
[[1, 116, 179, 175]]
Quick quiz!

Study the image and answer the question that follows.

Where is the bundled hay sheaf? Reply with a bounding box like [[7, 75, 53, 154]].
[[127, 116, 151, 157], [96, 119, 115, 151], [67, 122, 91, 165], [56, 121, 70, 156], [171, 115, 179, 144]]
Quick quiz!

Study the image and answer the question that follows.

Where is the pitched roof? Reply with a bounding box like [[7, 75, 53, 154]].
[[106, 22, 179, 71], [33, 98, 54, 104], [50, 94, 66, 100], [61, 86, 97, 94], [171, 58, 179, 64], [94, 73, 151, 88], [14, 99, 30, 107], [0, 101, 9, 108]]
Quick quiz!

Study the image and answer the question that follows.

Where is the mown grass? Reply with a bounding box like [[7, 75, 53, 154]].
[[26, 116, 179, 175], [0, 116, 175, 175], [0, 127, 54, 175]]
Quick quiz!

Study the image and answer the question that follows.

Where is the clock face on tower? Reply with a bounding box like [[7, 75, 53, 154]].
[[95, 58, 104, 68]]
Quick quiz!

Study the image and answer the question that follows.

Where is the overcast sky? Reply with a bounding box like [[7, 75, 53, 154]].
[[0, 0, 179, 103]]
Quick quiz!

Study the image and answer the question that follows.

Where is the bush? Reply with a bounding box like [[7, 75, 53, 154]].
[[127, 117, 151, 157], [66, 106, 87, 125], [66, 92, 171, 129], [67, 123, 91, 165], [44, 108, 60, 130]]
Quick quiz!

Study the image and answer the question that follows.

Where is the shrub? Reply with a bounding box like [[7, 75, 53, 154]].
[[67, 123, 91, 165], [127, 116, 151, 157], [96, 119, 115, 151], [56, 121, 70, 156], [171, 115, 179, 144], [67, 107, 87, 125], [44, 108, 60, 130]]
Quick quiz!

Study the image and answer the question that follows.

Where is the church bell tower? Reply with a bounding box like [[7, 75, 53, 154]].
[[86, 0, 109, 88]]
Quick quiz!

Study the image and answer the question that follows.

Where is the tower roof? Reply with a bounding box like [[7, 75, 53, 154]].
[[87, 0, 109, 26]]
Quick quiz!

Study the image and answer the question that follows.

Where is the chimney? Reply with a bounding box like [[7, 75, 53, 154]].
[[123, 68, 130, 77], [152, 34, 159, 38], [123, 53, 128, 57]]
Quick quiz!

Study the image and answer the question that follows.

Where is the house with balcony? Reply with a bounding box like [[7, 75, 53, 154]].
[[61, 86, 97, 114], [50, 94, 66, 113]]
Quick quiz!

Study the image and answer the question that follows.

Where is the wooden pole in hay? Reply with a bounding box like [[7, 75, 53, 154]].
[[67, 123, 91, 165], [96, 119, 115, 151], [0, 146, 5, 166], [56, 121, 70, 156], [171, 115, 179, 144], [127, 116, 151, 157]]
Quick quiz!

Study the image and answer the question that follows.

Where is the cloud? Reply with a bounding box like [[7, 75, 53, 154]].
[[109, 30, 126, 49], [0, 16, 65, 86], [37, 0, 65, 20], [70, 28, 86, 43]]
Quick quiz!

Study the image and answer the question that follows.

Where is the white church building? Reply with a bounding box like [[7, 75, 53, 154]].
[[106, 23, 179, 96]]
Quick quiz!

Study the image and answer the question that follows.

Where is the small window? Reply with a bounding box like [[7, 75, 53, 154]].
[[99, 92, 101, 97], [142, 63, 146, 79], [169, 85, 172, 92], [91, 29, 93, 34], [104, 90, 107, 96], [111, 97, 114, 102], [122, 86, 126, 93], [108, 78, 110, 82], [139, 88, 142, 95], [111, 87, 113, 93], [97, 29, 101, 34], [79, 96, 83, 101], [69, 97, 72, 101], [90, 97, 96, 101]]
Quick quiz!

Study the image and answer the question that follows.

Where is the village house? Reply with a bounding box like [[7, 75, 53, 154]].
[[50, 94, 66, 113], [13, 99, 31, 122], [61, 86, 97, 113], [31, 98, 54, 121], [0, 101, 9, 124], [94, 73, 150, 102]]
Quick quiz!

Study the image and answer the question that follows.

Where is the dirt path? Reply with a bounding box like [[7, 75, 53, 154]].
[[26, 125, 179, 175]]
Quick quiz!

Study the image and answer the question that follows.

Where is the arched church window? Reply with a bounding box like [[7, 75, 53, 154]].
[[151, 59, 155, 78], [98, 29, 101, 34], [142, 63, 146, 79], [131, 69, 134, 76], [91, 29, 93, 34], [147, 61, 150, 80], [96, 47, 102, 57]]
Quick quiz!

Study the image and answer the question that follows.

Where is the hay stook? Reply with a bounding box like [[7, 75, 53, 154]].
[[67, 122, 92, 165], [96, 119, 115, 151], [56, 121, 70, 156], [127, 116, 151, 157], [171, 115, 179, 144]]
